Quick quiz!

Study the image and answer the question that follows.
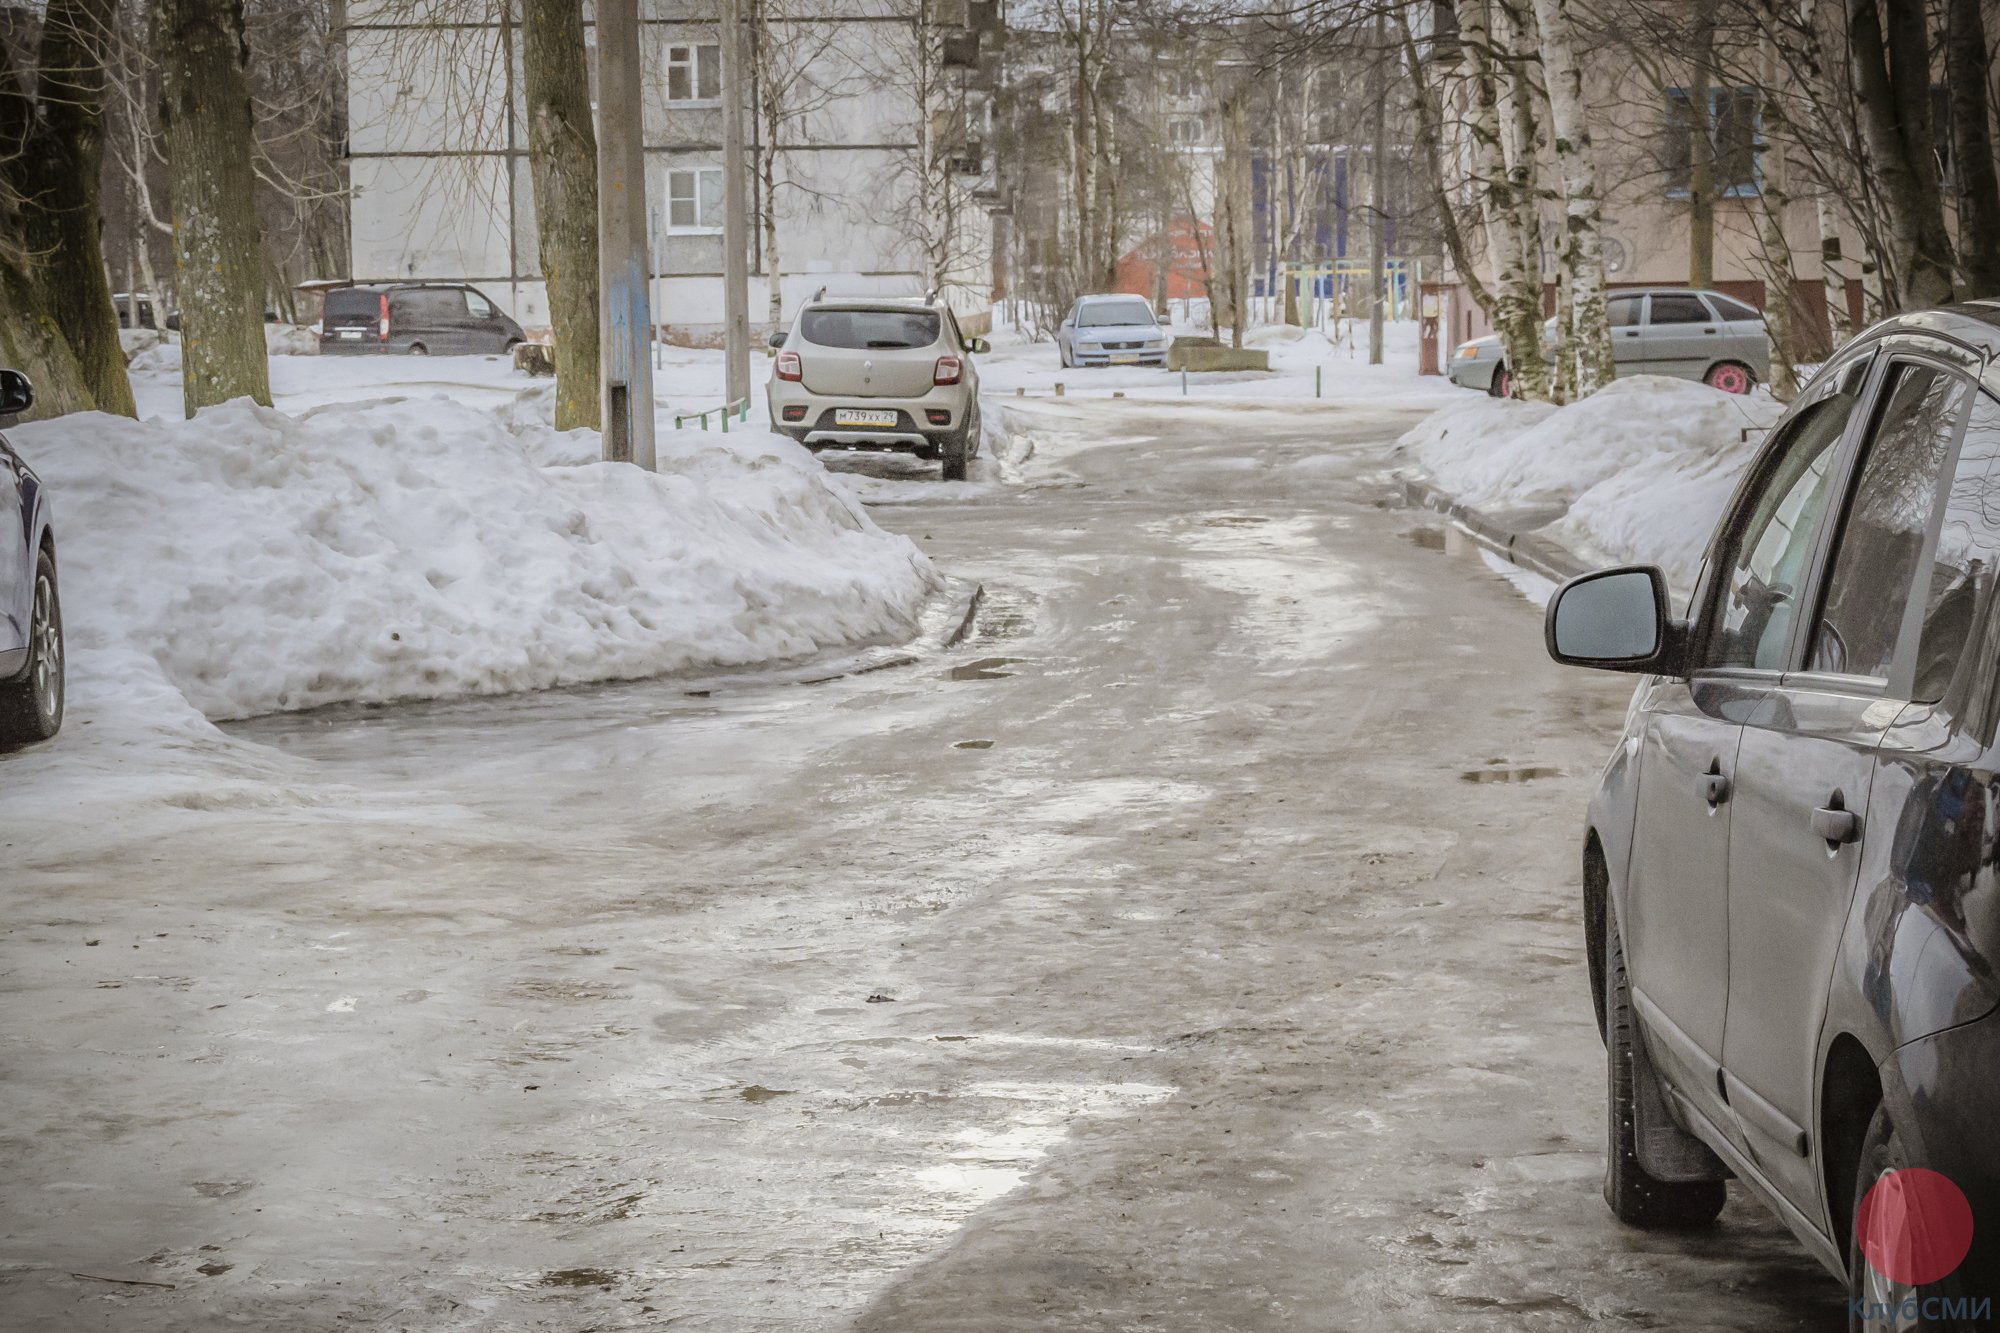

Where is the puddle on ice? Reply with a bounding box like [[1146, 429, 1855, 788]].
[[1459, 765, 1563, 784], [537, 1267, 623, 1288], [953, 739, 996, 750], [946, 657, 1023, 681], [908, 1080, 1175, 1215], [1407, 527, 1447, 551]]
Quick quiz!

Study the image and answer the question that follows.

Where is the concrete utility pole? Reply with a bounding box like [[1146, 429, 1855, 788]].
[[720, 0, 752, 406], [595, 0, 656, 468]]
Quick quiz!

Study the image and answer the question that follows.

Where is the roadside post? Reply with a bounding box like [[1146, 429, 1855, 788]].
[[720, 0, 751, 410], [595, 0, 656, 469]]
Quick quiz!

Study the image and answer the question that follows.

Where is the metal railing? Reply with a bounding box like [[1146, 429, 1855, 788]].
[[674, 398, 751, 432]]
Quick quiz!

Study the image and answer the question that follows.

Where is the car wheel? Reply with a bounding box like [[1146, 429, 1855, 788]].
[[408, 343, 428, 357], [1489, 365, 1512, 399], [1705, 361, 1754, 394], [1603, 906, 1729, 1229], [1847, 1105, 1974, 1331], [937, 429, 970, 482], [1059, 342, 1073, 369], [0, 547, 64, 746]]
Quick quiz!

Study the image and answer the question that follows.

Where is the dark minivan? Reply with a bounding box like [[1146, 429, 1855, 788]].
[[1546, 302, 2000, 1328], [321, 283, 525, 356]]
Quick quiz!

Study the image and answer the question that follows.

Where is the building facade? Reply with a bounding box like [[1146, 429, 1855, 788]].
[[343, 0, 1002, 340]]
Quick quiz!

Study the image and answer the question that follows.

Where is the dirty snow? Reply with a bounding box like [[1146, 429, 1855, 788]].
[[1394, 375, 1783, 587], [3, 396, 937, 823]]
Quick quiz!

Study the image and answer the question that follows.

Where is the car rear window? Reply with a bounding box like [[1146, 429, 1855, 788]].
[[325, 288, 383, 318], [389, 288, 469, 322], [800, 309, 940, 349], [1078, 299, 1157, 327]]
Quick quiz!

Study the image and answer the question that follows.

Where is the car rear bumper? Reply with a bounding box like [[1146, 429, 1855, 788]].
[[767, 379, 972, 442], [319, 339, 386, 355], [1447, 359, 1497, 389], [803, 430, 932, 451]]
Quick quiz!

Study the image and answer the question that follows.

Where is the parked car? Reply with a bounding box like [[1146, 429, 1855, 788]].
[[0, 370, 62, 747], [1056, 294, 1171, 368], [319, 283, 526, 356], [112, 292, 159, 332], [1450, 288, 1769, 396], [766, 294, 989, 481], [1544, 303, 2000, 1324]]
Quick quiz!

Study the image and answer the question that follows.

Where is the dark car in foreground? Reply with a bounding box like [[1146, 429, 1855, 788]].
[[1544, 302, 2000, 1328], [320, 283, 525, 356], [0, 370, 62, 746]]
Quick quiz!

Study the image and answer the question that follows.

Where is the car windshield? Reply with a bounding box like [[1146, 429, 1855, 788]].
[[801, 309, 940, 350], [1077, 300, 1157, 328]]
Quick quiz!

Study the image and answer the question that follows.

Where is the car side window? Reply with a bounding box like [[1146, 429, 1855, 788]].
[[465, 289, 495, 320], [1711, 295, 1760, 321], [1707, 393, 1859, 670], [1807, 363, 1974, 682], [1607, 296, 1641, 328], [1648, 293, 1711, 325]]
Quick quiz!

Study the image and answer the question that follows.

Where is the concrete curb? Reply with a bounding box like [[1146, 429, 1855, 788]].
[[1399, 476, 1590, 587]]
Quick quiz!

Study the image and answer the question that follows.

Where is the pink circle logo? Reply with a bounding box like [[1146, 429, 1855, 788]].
[[1856, 1168, 1975, 1286]]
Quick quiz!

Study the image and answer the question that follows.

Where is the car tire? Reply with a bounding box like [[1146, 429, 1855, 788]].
[[0, 547, 64, 746], [1059, 342, 1073, 369], [408, 343, 428, 357], [1604, 906, 1729, 1229], [938, 429, 970, 482], [1489, 365, 1512, 399], [1846, 1105, 1970, 1331], [1704, 361, 1755, 395]]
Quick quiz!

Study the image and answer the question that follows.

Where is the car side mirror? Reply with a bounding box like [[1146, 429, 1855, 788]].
[[966, 337, 990, 355], [1545, 566, 1686, 675], [767, 329, 787, 348], [0, 369, 33, 418]]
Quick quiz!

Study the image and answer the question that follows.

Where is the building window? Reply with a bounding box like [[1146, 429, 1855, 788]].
[[667, 43, 721, 102], [1167, 116, 1207, 147], [1663, 86, 1760, 197], [668, 166, 724, 232]]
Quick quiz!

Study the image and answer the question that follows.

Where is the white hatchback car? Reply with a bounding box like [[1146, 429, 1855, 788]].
[[767, 296, 987, 480]]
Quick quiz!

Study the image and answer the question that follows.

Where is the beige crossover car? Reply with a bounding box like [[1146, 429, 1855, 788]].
[[767, 296, 988, 480]]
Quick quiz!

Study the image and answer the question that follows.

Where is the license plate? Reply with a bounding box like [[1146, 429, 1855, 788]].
[[1109, 352, 1139, 364], [835, 409, 898, 428], [338, 329, 363, 339]]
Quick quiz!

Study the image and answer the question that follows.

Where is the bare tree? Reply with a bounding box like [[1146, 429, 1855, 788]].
[[1532, 0, 1613, 394], [1845, 0, 1955, 308], [161, 0, 271, 413], [523, 0, 599, 430], [1944, 0, 2000, 299]]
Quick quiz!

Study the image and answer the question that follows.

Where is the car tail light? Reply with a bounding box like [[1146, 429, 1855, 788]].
[[782, 405, 806, 422], [379, 293, 390, 342], [934, 355, 962, 386], [776, 351, 802, 381], [926, 409, 950, 425]]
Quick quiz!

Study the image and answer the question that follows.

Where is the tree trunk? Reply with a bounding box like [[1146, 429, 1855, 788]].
[[1687, 0, 1717, 291], [1367, 15, 1387, 366], [1945, 0, 2000, 298], [1816, 195, 1852, 347], [1216, 90, 1252, 348], [1531, 0, 1613, 396], [161, 0, 270, 416], [1847, 0, 1956, 308], [22, 0, 135, 416], [1457, 0, 1549, 401], [0, 252, 93, 421], [523, 0, 601, 431]]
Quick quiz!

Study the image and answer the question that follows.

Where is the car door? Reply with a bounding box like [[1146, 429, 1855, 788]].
[[1640, 292, 1722, 378], [1606, 293, 1644, 370], [463, 287, 509, 353], [0, 438, 25, 656], [1623, 371, 1867, 1142], [1721, 351, 1978, 1213]]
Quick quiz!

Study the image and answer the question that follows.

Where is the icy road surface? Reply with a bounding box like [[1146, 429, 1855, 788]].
[[2, 396, 1841, 1329]]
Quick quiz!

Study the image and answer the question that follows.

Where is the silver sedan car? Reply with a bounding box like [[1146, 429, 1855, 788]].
[[1448, 288, 1770, 396], [1056, 294, 1171, 368]]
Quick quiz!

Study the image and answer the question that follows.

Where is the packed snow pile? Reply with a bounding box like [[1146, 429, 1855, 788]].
[[1395, 375, 1783, 587], [121, 324, 320, 375], [11, 397, 939, 724]]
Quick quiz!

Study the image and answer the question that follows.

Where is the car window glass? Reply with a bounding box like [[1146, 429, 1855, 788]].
[[1711, 295, 1760, 320], [325, 289, 380, 318], [1648, 294, 1711, 325], [1077, 300, 1157, 327], [1808, 363, 1973, 681], [1607, 296, 1641, 328], [1709, 394, 1858, 670], [799, 309, 941, 350], [389, 289, 463, 322], [465, 290, 495, 319], [1903, 392, 2000, 701]]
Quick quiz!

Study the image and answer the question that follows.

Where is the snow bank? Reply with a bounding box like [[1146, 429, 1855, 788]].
[[1395, 375, 1782, 587], [12, 398, 938, 726]]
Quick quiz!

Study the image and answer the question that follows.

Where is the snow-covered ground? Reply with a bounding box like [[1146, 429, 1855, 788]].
[[5, 357, 941, 831], [1392, 375, 1784, 589]]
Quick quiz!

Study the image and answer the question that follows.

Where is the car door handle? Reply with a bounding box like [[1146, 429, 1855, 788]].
[[1702, 327, 1719, 334], [1700, 772, 1731, 807], [1811, 806, 1860, 844]]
